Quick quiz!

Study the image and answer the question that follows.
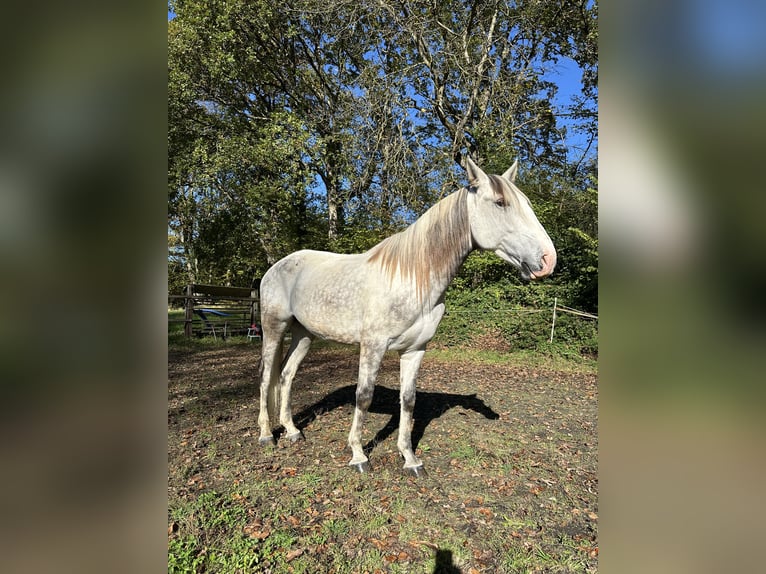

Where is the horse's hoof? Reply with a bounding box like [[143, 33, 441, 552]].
[[258, 436, 276, 447], [404, 464, 426, 478], [350, 461, 371, 474], [287, 432, 304, 443]]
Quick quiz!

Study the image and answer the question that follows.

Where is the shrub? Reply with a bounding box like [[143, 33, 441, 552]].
[[434, 280, 597, 358]]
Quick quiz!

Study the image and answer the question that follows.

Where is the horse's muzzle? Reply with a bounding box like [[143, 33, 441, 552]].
[[530, 251, 557, 279]]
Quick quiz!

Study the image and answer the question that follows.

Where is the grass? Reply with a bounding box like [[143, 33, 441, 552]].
[[168, 306, 597, 369], [169, 450, 597, 573], [167, 490, 262, 573], [168, 308, 258, 351], [167, 328, 596, 377], [427, 345, 597, 374]]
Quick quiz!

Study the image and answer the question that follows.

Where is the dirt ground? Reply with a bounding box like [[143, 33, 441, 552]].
[[168, 342, 598, 573]]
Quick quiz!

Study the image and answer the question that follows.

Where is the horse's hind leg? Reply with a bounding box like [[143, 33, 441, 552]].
[[278, 323, 313, 442], [258, 318, 289, 446]]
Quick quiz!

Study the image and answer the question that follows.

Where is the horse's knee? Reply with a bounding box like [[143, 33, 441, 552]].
[[355, 384, 374, 410], [400, 387, 416, 410]]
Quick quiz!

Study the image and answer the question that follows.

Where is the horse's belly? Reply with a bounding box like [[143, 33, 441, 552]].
[[388, 303, 445, 351], [299, 311, 362, 344]]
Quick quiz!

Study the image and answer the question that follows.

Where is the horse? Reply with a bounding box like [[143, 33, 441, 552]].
[[257, 157, 557, 476]]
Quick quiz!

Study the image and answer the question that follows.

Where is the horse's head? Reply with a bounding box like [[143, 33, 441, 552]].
[[465, 157, 557, 280]]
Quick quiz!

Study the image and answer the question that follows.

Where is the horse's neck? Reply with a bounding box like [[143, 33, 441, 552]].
[[415, 195, 474, 303], [368, 189, 473, 305], [423, 242, 473, 303]]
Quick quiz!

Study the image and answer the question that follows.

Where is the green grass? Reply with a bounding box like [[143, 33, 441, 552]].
[[449, 442, 479, 461], [167, 489, 308, 573], [428, 345, 597, 373], [499, 538, 591, 574], [321, 518, 350, 538], [170, 438, 597, 574], [168, 308, 596, 375], [167, 308, 258, 351], [168, 491, 262, 573]]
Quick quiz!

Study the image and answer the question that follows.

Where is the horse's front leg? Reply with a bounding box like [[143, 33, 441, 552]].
[[348, 342, 385, 473], [398, 348, 426, 476]]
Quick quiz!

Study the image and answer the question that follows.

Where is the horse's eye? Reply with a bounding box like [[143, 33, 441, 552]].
[[495, 198, 506, 208]]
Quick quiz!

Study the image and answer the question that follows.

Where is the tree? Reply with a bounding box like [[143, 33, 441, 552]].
[[168, 0, 319, 283]]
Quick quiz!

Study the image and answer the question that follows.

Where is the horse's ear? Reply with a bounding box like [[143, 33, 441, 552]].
[[501, 160, 519, 183], [465, 156, 488, 188]]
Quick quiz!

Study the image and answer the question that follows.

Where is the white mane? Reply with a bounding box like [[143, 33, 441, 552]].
[[367, 188, 472, 301]]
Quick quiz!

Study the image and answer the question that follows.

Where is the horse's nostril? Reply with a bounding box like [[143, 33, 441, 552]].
[[521, 262, 532, 276]]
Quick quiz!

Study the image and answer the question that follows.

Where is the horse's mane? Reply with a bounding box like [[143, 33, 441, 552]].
[[367, 188, 472, 301]]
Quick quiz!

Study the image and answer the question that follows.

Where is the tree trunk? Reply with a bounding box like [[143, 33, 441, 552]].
[[322, 139, 344, 242]]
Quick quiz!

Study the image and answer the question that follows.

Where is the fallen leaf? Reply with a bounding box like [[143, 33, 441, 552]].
[[478, 507, 493, 518], [410, 540, 438, 550], [285, 548, 304, 562], [243, 523, 271, 540]]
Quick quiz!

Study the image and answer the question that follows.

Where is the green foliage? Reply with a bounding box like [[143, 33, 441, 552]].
[[436, 263, 598, 359], [168, 534, 206, 573]]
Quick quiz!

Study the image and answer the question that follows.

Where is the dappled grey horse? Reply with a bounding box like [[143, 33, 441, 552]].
[[257, 157, 556, 475]]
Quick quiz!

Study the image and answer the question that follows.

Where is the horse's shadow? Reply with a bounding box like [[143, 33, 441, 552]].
[[291, 384, 499, 455]]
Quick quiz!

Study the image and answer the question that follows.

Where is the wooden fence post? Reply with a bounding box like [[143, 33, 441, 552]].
[[184, 283, 194, 338], [250, 288, 258, 327]]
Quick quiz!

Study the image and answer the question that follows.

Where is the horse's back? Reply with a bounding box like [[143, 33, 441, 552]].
[[262, 250, 365, 290], [261, 250, 332, 306]]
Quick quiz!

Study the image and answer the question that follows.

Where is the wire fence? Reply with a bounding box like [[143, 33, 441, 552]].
[[443, 298, 597, 345], [170, 285, 597, 348]]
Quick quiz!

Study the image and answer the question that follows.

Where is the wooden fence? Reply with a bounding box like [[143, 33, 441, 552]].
[[168, 283, 260, 339]]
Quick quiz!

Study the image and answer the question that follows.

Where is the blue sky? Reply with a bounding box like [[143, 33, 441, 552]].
[[544, 56, 596, 164]]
